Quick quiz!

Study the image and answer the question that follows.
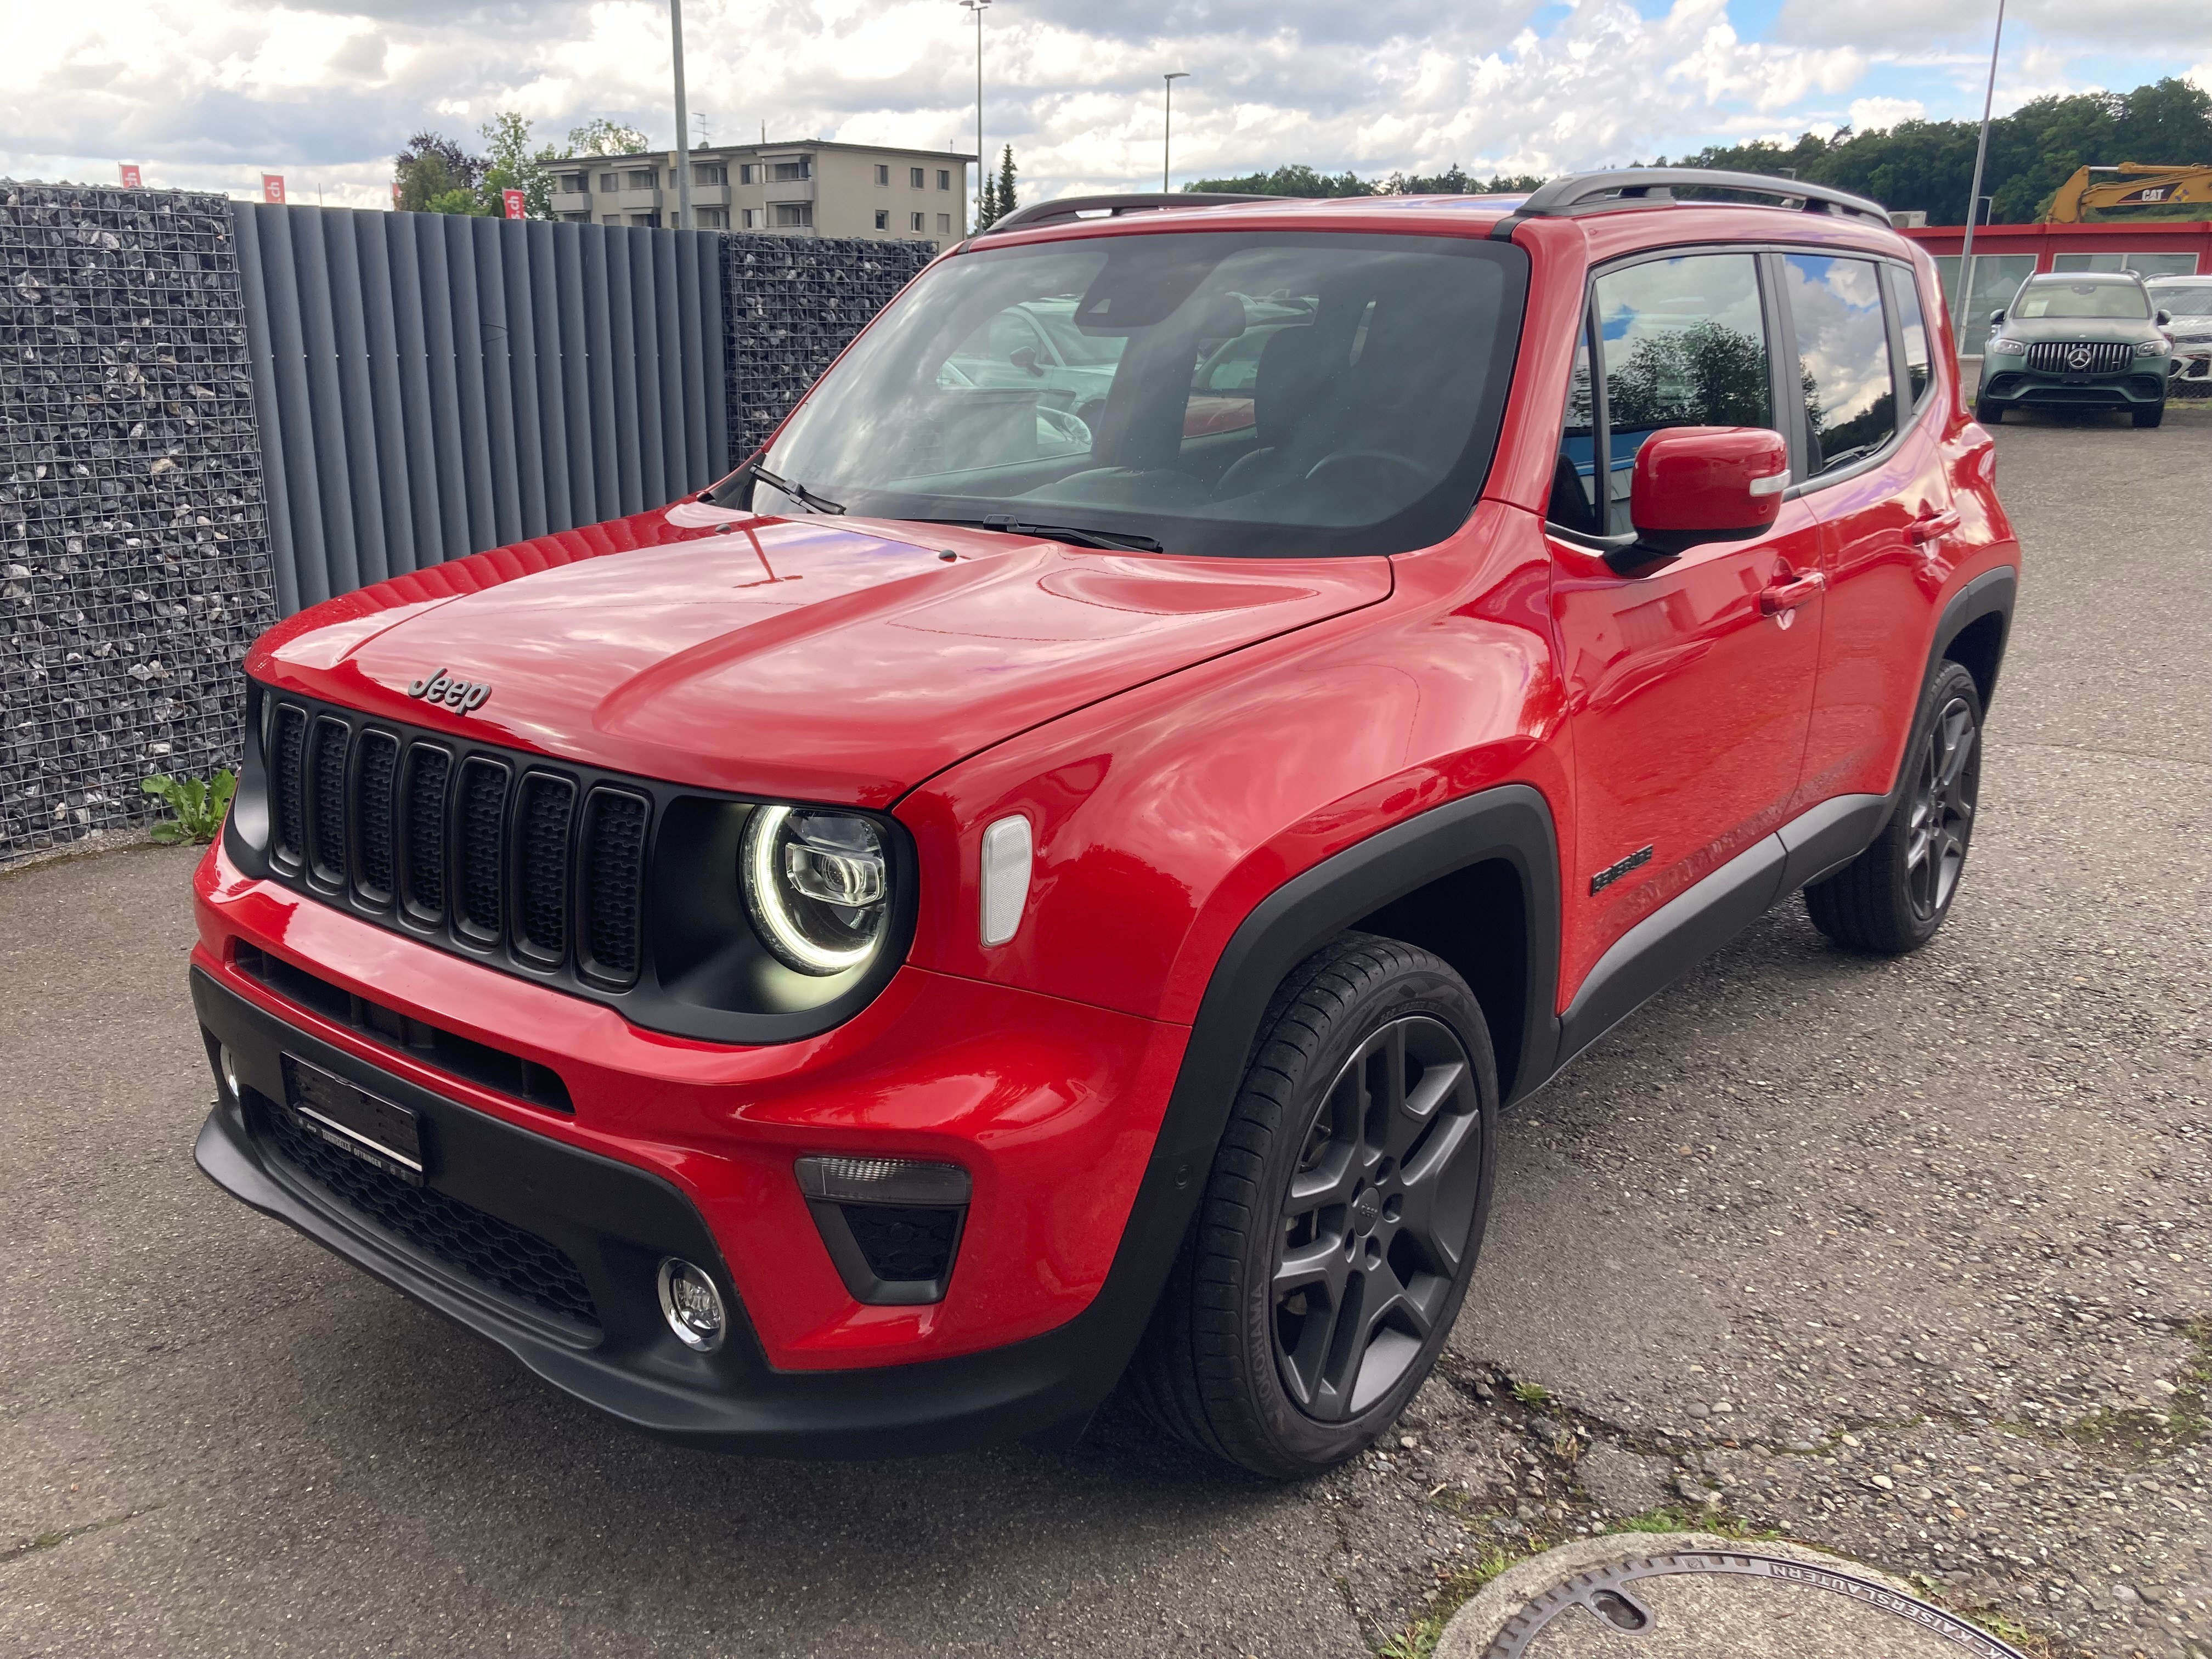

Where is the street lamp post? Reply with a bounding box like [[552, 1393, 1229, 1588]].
[[670, 0, 693, 230], [962, 0, 990, 228], [1163, 71, 1188, 193], [1957, 0, 2007, 358]]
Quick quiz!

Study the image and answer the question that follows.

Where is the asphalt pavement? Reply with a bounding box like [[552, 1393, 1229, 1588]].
[[3, 409, 2207, 1659]]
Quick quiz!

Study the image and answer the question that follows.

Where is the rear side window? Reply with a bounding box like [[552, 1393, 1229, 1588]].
[[1782, 253, 1895, 477], [1565, 252, 1776, 535], [1887, 266, 1932, 408]]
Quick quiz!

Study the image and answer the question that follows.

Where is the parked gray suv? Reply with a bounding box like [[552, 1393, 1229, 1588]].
[[1974, 272, 2172, 428]]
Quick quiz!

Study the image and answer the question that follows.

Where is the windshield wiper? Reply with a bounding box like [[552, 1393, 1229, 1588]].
[[749, 465, 846, 516], [915, 515, 1163, 553]]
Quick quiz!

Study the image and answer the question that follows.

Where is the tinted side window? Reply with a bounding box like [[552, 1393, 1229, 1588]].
[[1548, 321, 1600, 534], [1588, 253, 1774, 533], [1888, 266, 1932, 407], [1785, 254, 1895, 476]]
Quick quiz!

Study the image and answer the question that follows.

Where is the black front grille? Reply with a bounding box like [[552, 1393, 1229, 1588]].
[[2026, 340, 2132, 375], [257, 696, 651, 987], [258, 1092, 599, 1328]]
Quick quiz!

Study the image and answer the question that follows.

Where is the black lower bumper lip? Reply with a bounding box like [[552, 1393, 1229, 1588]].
[[191, 966, 1122, 1457]]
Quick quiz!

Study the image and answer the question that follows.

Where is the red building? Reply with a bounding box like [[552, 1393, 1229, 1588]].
[[1898, 221, 2210, 352]]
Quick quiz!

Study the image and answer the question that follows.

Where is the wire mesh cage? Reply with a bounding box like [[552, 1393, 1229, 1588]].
[[722, 234, 936, 462], [0, 184, 276, 864]]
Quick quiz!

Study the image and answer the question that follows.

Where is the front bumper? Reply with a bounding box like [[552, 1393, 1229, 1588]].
[[1977, 364, 2169, 408], [193, 964, 1176, 1455]]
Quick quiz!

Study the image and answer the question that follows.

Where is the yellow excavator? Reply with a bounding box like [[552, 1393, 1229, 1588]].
[[2044, 162, 2212, 222]]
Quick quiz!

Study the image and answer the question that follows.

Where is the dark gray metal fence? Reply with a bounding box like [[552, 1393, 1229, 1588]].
[[232, 205, 730, 615]]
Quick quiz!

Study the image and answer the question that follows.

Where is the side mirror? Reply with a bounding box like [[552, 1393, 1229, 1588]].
[[1625, 426, 1790, 563], [1988, 308, 2006, 325], [2155, 309, 2172, 327], [1009, 346, 1043, 377]]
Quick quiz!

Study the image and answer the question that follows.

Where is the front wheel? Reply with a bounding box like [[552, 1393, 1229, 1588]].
[[2134, 399, 2165, 429], [1972, 393, 2005, 425], [1131, 934, 1497, 1479], [1805, 659, 1984, 954]]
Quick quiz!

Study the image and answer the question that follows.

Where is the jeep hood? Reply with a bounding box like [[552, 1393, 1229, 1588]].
[[248, 506, 1392, 806]]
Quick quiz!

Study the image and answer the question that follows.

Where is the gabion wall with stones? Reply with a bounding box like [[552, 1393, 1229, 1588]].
[[0, 184, 275, 865], [723, 235, 936, 462]]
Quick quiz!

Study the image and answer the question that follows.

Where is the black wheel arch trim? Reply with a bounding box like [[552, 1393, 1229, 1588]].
[[1932, 563, 2016, 709]]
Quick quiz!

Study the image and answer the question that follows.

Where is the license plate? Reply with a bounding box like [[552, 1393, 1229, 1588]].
[[281, 1055, 425, 1186]]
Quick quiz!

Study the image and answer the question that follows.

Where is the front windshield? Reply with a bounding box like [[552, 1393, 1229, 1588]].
[[2150, 285, 2212, 318], [752, 230, 1528, 558], [2013, 281, 2151, 320]]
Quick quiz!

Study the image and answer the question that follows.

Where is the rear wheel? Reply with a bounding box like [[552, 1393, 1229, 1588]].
[[1131, 934, 1497, 1480], [1805, 660, 1983, 955]]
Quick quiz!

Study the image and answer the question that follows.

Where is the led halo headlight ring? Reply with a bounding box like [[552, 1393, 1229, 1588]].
[[740, 803, 890, 976]]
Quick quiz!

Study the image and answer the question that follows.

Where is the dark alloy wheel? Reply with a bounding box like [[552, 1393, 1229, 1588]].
[[1272, 1014, 1483, 1420], [1131, 934, 1497, 1479], [1807, 659, 1984, 954]]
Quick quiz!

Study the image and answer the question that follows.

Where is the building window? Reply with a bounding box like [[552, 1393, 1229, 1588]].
[[561, 211, 589, 223], [910, 211, 925, 232], [738, 163, 757, 184], [695, 163, 727, 186], [769, 159, 810, 181], [875, 164, 890, 186], [598, 174, 617, 193], [937, 169, 951, 191], [874, 210, 889, 230], [741, 208, 761, 229], [697, 207, 728, 228], [625, 170, 657, 190], [936, 213, 952, 233], [910, 167, 925, 189], [774, 202, 814, 227], [552, 174, 584, 195], [629, 212, 662, 227], [600, 216, 620, 225]]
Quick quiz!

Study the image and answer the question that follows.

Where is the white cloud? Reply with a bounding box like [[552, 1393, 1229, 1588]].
[[1846, 95, 1925, 132], [0, 0, 2202, 208]]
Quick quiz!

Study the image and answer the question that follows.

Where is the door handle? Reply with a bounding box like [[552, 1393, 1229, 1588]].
[[1758, 569, 1826, 616], [1907, 509, 1962, 545]]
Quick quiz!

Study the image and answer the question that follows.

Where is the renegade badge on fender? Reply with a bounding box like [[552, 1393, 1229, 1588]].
[[188, 170, 2018, 1479]]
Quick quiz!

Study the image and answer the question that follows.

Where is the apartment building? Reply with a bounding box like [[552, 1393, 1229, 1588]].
[[548, 140, 973, 243]]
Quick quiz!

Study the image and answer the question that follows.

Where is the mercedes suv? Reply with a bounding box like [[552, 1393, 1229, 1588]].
[[189, 170, 2018, 1479]]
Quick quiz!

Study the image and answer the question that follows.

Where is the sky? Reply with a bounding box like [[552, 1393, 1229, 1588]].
[[1, 0, 2206, 210]]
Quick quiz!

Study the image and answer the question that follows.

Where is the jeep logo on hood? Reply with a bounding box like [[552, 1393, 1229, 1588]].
[[405, 667, 492, 712]]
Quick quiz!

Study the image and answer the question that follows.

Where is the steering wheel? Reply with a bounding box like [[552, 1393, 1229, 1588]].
[[1302, 449, 1431, 493]]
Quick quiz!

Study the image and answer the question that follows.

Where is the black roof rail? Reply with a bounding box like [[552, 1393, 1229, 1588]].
[[1514, 168, 1892, 227], [979, 191, 1290, 236]]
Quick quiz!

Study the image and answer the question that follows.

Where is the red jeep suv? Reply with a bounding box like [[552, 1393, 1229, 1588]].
[[190, 170, 2017, 1479]]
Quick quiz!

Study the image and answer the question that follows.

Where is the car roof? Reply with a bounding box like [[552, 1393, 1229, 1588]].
[[2023, 270, 2145, 284]]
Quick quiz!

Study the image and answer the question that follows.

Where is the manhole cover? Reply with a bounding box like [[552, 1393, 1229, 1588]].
[[1477, 1548, 2029, 1659]]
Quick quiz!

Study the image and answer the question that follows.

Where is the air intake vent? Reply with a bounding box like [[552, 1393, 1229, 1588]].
[[402, 746, 452, 922], [455, 758, 511, 943], [309, 717, 349, 884], [514, 774, 577, 964], [270, 704, 309, 867], [580, 789, 650, 986], [353, 731, 400, 904]]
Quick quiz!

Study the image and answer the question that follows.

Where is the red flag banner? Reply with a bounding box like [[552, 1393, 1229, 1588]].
[[262, 174, 286, 204], [503, 188, 526, 220], [119, 164, 143, 189]]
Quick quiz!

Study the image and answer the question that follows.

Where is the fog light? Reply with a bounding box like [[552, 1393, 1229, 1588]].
[[656, 1257, 726, 1352], [219, 1045, 241, 1101]]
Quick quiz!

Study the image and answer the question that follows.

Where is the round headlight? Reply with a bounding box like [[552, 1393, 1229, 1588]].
[[741, 804, 889, 975]]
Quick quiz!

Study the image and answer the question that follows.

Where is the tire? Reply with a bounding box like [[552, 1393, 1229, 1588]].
[[2133, 399, 2165, 428], [1131, 933, 1497, 1479], [1805, 659, 1984, 955], [1972, 388, 2004, 424]]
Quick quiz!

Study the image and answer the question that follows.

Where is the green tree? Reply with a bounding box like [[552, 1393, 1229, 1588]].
[[978, 173, 1000, 229], [480, 110, 562, 218], [1659, 76, 2212, 223], [1185, 163, 1376, 197], [566, 118, 650, 158], [996, 144, 1018, 221], [394, 131, 485, 213]]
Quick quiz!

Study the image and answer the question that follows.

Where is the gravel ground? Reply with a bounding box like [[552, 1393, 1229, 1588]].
[[2, 411, 2207, 1658]]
